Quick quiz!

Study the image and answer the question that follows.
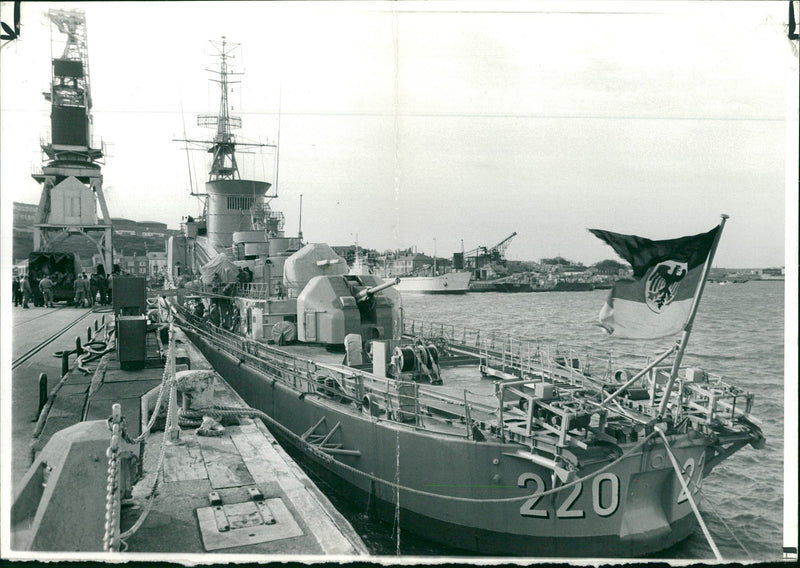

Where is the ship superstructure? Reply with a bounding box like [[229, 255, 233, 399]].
[[170, 37, 299, 281]]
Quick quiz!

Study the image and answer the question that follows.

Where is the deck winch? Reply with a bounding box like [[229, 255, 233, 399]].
[[391, 343, 442, 384]]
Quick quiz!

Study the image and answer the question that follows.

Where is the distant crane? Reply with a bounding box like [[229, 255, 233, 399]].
[[464, 232, 517, 270]]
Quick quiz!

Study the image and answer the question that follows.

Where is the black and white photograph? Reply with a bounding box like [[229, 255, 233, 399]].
[[1, 0, 796, 563]]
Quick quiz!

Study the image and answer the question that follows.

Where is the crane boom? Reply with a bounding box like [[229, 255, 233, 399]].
[[462, 232, 517, 269], [494, 231, 518, 256]]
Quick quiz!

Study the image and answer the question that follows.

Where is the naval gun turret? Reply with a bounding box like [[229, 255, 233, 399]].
[[296, 274, 401, 345], [353, 277, 400, 303]]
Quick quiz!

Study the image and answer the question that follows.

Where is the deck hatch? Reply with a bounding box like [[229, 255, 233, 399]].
[[196, 497, 302, 551]]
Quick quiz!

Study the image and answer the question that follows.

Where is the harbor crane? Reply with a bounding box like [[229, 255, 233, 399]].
[[31, 9, 113, 273], [464, 232, 517, 269]]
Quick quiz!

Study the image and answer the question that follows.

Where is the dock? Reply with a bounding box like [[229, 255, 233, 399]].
[[9, 306, 368, 556]]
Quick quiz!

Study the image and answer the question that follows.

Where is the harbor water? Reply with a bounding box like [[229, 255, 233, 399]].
[[301, 281, 785, 560]]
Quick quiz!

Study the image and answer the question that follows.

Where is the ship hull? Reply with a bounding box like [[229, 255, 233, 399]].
[[184, 327, 709, 558], [470, 280, 535, 293], [396, 271, 471, 294]]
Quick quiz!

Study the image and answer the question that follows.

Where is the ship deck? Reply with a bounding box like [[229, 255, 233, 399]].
[[268, 342, 502, 437], [9, 306, 367, 556]]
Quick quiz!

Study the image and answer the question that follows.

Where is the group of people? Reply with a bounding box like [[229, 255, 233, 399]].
[[12, 275, 34, 308], [12, 271, 112, 309], [73, 273, 93, 307], [187, 295, 241, 332], [12, 274, 55, 308]]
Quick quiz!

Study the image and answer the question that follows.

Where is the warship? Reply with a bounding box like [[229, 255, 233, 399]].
[[164, 41, 767, 558]]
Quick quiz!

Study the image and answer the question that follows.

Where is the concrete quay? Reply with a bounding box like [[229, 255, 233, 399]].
[[8, 308, 368, 557]]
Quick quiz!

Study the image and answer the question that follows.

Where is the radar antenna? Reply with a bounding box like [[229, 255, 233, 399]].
[[175, 37, 276, 184]]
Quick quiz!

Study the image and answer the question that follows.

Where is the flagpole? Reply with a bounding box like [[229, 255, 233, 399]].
[[656, 214, 729, 419]]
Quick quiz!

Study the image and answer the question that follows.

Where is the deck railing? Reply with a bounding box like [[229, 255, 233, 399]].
[[176, 311, 759, 451], [403, 318, 655, 385], [178, 310, 495, 439]]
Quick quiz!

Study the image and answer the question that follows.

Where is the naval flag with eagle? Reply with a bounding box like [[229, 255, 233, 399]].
[[589, 226, 720, 339]]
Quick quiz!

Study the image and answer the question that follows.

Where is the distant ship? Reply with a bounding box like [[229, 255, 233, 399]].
[[350, 251, 471, 294], [547, 280, 595, 292]]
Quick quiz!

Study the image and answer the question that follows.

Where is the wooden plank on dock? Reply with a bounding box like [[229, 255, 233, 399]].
[[230, 426, 288, 484], [162, 436, 208, 483], [198, 434, 256, 489]]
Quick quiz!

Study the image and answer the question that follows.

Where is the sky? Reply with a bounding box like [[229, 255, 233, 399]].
[[1, 1, 797, 268]]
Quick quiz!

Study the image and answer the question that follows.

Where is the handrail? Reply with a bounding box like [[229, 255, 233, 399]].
[[177, 310, 485, 437], [405, 317, 651, 362], [176, 310, 761, 451]]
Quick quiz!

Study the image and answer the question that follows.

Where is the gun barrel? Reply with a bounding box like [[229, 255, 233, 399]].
[[355, 277, 400, 302]]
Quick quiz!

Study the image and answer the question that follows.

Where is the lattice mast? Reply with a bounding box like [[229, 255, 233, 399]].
[[176, 37, 278, 249], [197, 37, 246, 181]]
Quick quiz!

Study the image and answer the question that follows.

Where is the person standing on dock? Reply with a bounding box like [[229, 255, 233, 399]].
[[39, 275, 54, 308], [12, 276, 21, 306], [90, 274, 99, 305], [21, 275, 32, 308], [81, 274, 92, 306], [74, 274, 86, 307], [98, 274, 109, 305]]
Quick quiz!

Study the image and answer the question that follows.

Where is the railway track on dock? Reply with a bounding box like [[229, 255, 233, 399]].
[[12, 309, 98, 370]]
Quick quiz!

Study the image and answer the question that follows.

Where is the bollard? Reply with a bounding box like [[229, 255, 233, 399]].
[[95, 319, 99, 332], [87, 326, 93, 342], [101, 315, 105, 326], [75, 336, 83, 356], [62, 351, 70, 376], [37, 373, 47, 420]]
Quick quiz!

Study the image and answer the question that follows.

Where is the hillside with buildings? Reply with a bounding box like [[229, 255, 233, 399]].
[[13, 201, 177, 279]]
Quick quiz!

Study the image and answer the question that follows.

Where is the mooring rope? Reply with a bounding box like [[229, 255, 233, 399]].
[[698, 488, 754, 560], [119, 383, 173, 544], [655, 427, 722, 561], [118, 328, 172, 445]]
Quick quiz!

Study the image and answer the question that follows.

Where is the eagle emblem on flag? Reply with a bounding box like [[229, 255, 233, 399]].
[[589, 225, 721, 338], [645, 260, 688, 313]]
